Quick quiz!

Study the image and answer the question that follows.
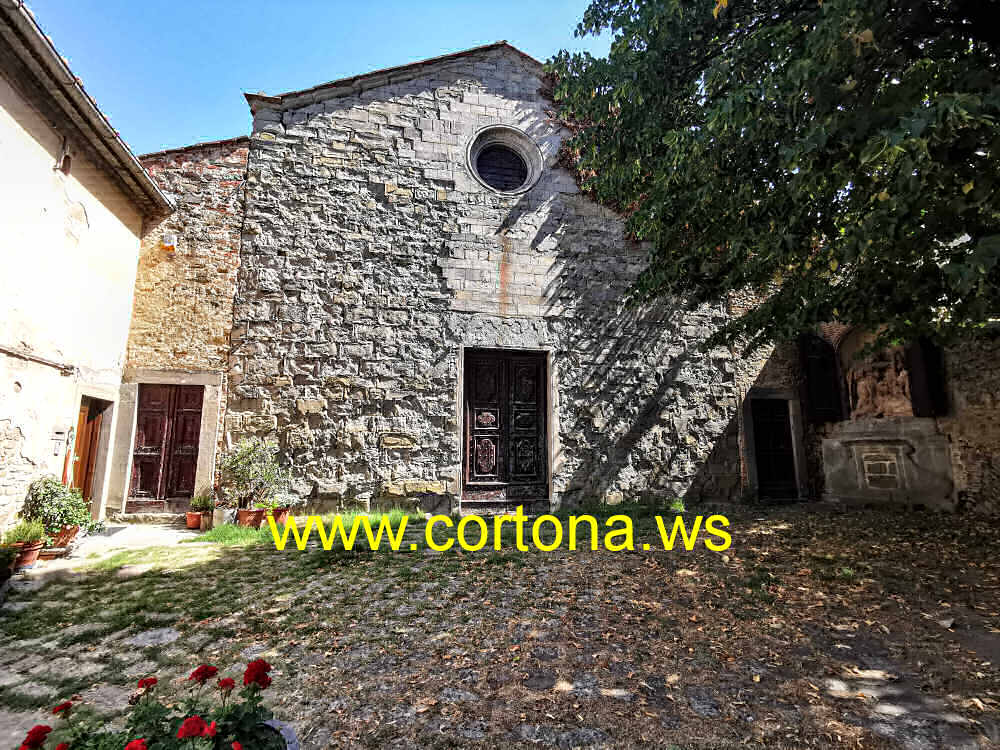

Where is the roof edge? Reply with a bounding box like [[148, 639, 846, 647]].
[[0, 0, 173, 220], [245, 41, 544, 113], [138, 135, 251, 160]]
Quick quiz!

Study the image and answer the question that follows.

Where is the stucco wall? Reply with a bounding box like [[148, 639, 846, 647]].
[[0, 72, 143, 525], [228, 48, 759, 510]]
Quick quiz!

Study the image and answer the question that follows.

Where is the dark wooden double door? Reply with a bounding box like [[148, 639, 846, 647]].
[[464, 350, 548, 502], [130, 384, 203, 500]]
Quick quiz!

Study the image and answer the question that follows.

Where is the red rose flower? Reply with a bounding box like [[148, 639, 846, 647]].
[[243, 658, 272, 689], [232, 743, 243, 750], [137, 677, 157, 690], [217, 677, 236, 693], [177, 715, 208, 738], [55, 745, 70, 750], [20, 725, 52, 749], [125, 741, 147, 750], [52, 700, 73, 716], [188, 664, 219, 685], [204, 721, 217, 738]]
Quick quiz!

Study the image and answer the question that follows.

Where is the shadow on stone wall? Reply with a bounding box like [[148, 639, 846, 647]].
[[491, 174, 742, 508]]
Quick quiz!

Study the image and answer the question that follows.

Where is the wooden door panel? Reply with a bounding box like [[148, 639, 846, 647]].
[[131, 455, 162, 497], [71, 401, 90, 492], [467, 357, 503, 484], [171, 410, 201, 451], [464, 351, 547, 503], [130, 385, 171, 498], [167, 454, 198, 497]]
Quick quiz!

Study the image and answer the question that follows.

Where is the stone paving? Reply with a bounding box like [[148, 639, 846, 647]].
[[2, 507, 1000, 748]]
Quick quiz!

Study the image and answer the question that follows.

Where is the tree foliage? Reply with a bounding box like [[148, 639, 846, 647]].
[[548, 0, 1000, 348]]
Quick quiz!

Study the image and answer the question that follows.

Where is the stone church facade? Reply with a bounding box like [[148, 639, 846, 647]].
[[117, 42, 999, 516], [227, 43, 749, 511]]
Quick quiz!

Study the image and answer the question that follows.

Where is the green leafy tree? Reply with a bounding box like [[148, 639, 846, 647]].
[[218, 438, 291, 509], [548, 0, 1000, 349]]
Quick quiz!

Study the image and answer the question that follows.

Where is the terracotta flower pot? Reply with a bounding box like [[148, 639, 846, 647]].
[[268, 508, 290, 527], [199, 512, 213, 532], [185, 512, 202, 530], [237, 508, 266, 529], [13, 540, 44, 569], [50, 524, 79, 547]]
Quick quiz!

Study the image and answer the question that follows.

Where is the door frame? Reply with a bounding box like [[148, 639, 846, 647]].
[[70, 382, 120, 521], [741, 387, 808, 500], [109, 370, 223, 511], [456, 346, 555, 508]]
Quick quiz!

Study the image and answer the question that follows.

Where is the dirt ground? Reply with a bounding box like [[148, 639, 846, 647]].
[[2, 504, 1000, 749]]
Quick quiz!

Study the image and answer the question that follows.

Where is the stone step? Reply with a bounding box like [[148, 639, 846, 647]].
[[459, 499, 549, 516], [109, 512, 186, 526]]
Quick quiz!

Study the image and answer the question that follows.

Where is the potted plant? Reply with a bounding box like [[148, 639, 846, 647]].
[[22, 476, 93, 548], [219, 438, 291, 528], [190, 494, 216, 531], [264, 491, 303, 527], [4, 519, 47, 569], [28, 657, 298, 748]]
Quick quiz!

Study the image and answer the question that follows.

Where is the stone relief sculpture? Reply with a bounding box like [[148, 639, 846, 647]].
[[847, 347, 913, 418]]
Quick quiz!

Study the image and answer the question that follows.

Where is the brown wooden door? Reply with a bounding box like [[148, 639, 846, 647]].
[[165, 386, 203, 497], [130, 384, 203, 500], [464, 350, 547, 503], [751, 398, 797, 499], [72, 397, 105, 502]]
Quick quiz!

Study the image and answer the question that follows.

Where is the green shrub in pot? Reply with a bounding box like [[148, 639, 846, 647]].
[[3, 519, 46, 545], [22, 476, 96, 541], [218, 438, 291, 509], [190, 495, 215, 513]]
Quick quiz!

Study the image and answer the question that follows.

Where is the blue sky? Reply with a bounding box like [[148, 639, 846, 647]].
[[28, 0, 609, 155]]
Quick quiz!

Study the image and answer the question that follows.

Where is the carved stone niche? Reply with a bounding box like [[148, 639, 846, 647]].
[[821, 418, 954, 509]]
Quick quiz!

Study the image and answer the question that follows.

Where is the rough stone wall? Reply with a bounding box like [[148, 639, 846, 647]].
[[128, 138, 248, 463], [228, 47, 759, 510], [129, 138, 248, 374], [939, 335, 1000, 512]]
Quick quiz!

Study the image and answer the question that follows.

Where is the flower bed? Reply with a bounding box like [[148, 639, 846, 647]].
[[13, 659, 292, 749]]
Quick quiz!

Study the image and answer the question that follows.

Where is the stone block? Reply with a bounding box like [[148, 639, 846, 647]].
[[296, 398, 328, 415], [380, 434, 417, 449]]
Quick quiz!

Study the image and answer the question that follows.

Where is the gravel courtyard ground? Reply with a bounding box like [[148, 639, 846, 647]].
[[2, 505, 1000, 749]]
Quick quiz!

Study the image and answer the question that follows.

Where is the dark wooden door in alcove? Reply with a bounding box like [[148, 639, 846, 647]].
[[463, 350, 548, 503], [130, 384, 203, 500], [750, 398, 797, 499]]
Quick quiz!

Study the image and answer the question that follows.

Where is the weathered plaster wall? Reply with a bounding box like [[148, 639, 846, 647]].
[[0, 73, 143, 525], [229, 48, 757, 509]]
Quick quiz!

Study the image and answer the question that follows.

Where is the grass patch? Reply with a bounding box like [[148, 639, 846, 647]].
[[190, 509, 420, 550], [187, 523, 271, 546], [84, 545, 219, 571]]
